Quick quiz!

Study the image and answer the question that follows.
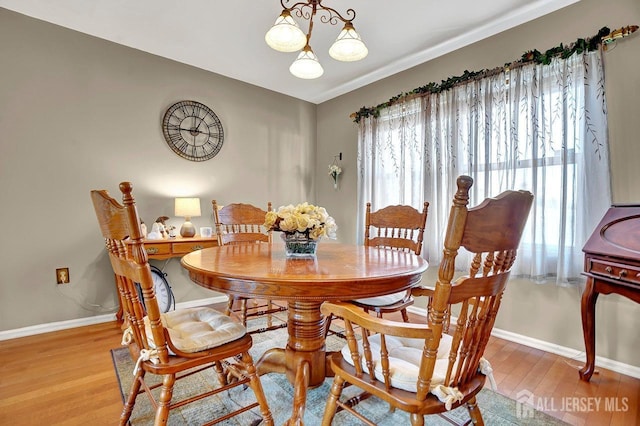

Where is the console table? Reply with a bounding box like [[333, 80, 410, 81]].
[[143, 235, 218, 260], [580, 205, 640, 381]]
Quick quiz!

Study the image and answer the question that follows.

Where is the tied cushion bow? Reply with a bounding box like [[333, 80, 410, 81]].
[[133, 348, 160, 376]]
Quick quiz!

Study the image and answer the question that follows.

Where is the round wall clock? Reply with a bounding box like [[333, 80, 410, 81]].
[[135, 265, 174, 313], [162, 100, 224, 161], [150, 266, 173, 313]]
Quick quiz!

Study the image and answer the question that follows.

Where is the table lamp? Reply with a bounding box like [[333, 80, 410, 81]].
[[175, 197, 201, 237]]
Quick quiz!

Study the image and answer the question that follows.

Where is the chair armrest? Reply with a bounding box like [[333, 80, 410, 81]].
[[411, 286, 435, 298], [321, 301, 431, 340]]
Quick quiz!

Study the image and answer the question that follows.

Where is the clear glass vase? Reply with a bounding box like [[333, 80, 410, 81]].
[[281, 232, 318, 258]]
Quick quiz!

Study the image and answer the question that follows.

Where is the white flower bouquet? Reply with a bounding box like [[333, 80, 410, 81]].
[[328, 164, 342, 178], [264, 202, 337, 241]]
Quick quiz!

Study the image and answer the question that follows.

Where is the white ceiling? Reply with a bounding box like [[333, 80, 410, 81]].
[[0, 0, 578, 104]]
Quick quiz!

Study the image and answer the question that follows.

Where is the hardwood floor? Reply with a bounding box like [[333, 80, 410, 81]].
[[0, 304, 638, 425]]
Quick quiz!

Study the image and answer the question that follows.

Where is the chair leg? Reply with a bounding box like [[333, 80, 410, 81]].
[[401, 308, 410, 322], [154, 373, 176, 426], [225, 295, 235, 316], [240, 298, 248, 326], [213, 361, 228, 386], [466, 396, 485, 425], [409, 413, 425, 425], [321, 375, 345, 426], [120, 369, 144, 425], [266, 300, 273, 328], [242, 351, 274, 426], [226, 295, 248, 326], [324, 314, 333, 337]]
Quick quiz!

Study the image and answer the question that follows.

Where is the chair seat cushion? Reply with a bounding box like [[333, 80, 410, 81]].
[[146, 307, 247, 353], [353, 291, 407, 307], [340, 332, 454, 393]]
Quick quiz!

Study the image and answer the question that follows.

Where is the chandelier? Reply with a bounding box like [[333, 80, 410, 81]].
[[265, 0, 368, 79]]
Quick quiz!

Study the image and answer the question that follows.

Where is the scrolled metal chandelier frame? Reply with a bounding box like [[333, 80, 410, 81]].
[[265, 0, 368, 79]]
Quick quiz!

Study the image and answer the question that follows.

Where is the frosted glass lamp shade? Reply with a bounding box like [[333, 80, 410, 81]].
[[329, 22, 368, 62], [265, 10, 307, 52], [289, 46, 324, 79], [175, 198, 201, 238]]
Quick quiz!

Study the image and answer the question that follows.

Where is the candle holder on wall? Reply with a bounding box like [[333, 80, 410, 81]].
[[328, 153, 342, 189]]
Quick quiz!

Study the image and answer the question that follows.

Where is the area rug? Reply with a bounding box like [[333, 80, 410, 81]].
[[111, 318, 568, 425]]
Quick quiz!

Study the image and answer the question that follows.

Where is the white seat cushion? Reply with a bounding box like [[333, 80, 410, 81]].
[[353, 291, 407, 307], [341, 333, 454, 393], [145, 307, 247, 353]]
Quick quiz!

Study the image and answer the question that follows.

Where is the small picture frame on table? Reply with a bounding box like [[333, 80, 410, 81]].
[[200, 227, 213, 238]]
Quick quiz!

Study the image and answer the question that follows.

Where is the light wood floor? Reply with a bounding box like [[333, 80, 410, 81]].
[[0, 303, 638, 425]]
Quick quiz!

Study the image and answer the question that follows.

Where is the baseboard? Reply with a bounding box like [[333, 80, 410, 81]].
[[407, 306, 640, 380], [0, 296, 228, 341], [5, 299, 638, 380]]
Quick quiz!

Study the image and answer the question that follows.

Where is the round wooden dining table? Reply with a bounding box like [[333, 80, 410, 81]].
[[181, 241, 428, 425]]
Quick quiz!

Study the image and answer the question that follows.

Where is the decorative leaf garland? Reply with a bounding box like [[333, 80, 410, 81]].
[[351, 26, 622, 123]]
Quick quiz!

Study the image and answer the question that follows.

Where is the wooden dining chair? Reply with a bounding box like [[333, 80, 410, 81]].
[[91, 183, 273, 426], [320, 175, 533, 426], [212, 200, 287, 334], [324, 202, 429, 338]]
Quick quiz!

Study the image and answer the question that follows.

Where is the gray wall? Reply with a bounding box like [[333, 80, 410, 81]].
[[316, 0, 640, 368], [0, 8, 316, 330], [2, 0, 639, 369]]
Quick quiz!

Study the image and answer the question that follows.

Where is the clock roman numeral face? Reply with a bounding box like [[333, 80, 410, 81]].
[[162, 100, 224, 161], [150, 267, 173, 313]]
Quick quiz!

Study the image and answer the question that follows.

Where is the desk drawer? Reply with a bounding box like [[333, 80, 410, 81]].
[[172, 241, 217, 254], [587, 258, 640, 285], [145, 244, 171, 256]]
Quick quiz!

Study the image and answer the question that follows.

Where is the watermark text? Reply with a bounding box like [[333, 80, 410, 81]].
[[515, 390, 629, 419]]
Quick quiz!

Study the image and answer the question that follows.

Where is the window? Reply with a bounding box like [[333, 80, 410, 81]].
[[358, 52, 611, 285]]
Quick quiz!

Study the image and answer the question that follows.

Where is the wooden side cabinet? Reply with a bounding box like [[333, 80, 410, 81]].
[[144, 236, 219, 260], [580, 205, 640, 381]]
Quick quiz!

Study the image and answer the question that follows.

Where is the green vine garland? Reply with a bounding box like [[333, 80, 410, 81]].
[[351, 26, 614, 123]]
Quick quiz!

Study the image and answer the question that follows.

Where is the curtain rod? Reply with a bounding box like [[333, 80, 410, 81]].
[[350, 25, 638, 123]]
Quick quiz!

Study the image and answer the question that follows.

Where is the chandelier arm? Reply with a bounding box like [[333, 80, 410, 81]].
[[280, 0, 356, 25], [282, 0, 313, 20], [317, 4, 355, 25]]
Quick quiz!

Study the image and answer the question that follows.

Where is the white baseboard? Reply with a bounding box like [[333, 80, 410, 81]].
[[0, 296, 228, 341], [5, 299, 637, 380], [407, 306, 640, 380]]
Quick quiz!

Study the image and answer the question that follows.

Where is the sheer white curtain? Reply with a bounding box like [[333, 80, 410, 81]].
[[357, 50, 611, 285]]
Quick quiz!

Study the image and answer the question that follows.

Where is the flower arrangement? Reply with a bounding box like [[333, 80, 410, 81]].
[[264, 202, 337, 241], [328, 164, 342, 188]]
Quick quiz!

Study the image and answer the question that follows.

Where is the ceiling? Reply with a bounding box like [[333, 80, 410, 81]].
[[0, 0, 577, 104]]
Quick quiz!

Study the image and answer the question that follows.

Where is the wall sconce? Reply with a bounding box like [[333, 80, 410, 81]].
[[175, 197, 201, 237], [328, 153, 342, 189]]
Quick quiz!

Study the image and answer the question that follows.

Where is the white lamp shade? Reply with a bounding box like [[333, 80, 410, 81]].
[[265, 11, 307, 53], [289, 47, 324, 79], [329, 23, 368, 62], [174, 197, 201, 218]]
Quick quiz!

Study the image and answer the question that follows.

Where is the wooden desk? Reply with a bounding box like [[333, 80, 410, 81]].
[[181, 242, 428, 425], [143, 235, 218, 260], [113, 236, 219, 321], [580, 205, 640, 381]]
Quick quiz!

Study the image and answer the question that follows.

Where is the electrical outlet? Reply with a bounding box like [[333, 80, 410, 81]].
[[56, 268, 70, 284]]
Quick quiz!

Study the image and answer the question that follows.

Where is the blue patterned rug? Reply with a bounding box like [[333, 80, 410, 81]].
[[111, 320, 568, 425]]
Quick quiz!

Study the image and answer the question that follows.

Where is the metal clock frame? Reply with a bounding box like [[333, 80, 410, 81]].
[[162, 100, 224, 162]]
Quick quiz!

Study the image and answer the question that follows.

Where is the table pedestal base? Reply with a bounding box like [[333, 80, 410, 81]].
[[255, 300, 329, 426]]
